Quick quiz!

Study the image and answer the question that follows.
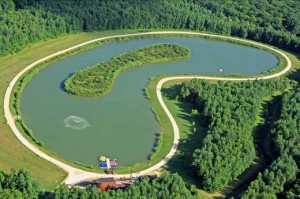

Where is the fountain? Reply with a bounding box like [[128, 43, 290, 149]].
[[64, 115, 89, 130]]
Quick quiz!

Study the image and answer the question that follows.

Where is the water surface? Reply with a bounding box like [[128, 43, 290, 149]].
[[21, 36, 278, 167]]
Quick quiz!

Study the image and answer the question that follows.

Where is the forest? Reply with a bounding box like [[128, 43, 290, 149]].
[[285, 179, 300, 199], [0, 169, 40, 199], [54, 173, 197, 199], [179, 79, 289, 192], [65, 44, 190, 97], [0, 170, 197, 199], [0, 0, 299, 56], [242, 86, 300, 198], [178, 79, 300, 196]]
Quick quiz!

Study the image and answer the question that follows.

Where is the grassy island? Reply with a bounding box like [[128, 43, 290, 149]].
[[64, 43, 190, 97]]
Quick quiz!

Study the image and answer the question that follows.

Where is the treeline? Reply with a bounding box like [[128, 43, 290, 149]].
[[179, 79, 289, 192], [0, 2, 71, 56], [242, 86, 300, 198], [0, 169, 197, 198], [0, 169, 40, 199], [241, 155, 298, 198], [284, 178, 300, 199], [273, 87, 300, 158], [54, 173, 197, 199], [65, 44, 190, 97], [0, 0, 299, 56]]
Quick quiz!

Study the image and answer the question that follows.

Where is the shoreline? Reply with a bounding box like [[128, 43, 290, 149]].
[[3, 31, 292, 185]]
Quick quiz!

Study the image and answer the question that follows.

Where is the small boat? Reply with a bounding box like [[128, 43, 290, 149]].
[[219, 68, 223, 72]]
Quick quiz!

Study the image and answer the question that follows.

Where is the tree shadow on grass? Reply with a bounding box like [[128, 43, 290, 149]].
[[287, 52, 300, 83], [161, 85, 208, 189], [288, 68, 300, 83]]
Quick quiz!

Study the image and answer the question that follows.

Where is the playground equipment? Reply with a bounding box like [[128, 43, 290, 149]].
[[99, 155, 118, 169]]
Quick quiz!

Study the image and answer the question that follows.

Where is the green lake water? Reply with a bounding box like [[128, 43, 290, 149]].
[[21, 36, 279, 167]]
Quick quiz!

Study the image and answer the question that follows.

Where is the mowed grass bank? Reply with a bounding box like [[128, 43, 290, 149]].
[[0, 30, 138, 190]]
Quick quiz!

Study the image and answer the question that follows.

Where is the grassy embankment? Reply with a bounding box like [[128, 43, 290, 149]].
[[2, 30, 299, 190]]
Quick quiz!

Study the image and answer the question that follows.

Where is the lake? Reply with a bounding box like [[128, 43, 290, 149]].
[[21, 36, 278, 167]]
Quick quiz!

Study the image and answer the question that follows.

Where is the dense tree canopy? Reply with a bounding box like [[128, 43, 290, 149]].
[[0, 7, 68, 55], [0, 0, 299, 56], [284, 178, 300, 199], [273, 87, 300, 158], [54, 173, 197, 199], [0, 170, 197, 198], [241, 155, 298, 199], [242, 86, 300, 198], [0, 169, 40, 199], [179, 79, 288, 192], [0, 0, 15, 11]]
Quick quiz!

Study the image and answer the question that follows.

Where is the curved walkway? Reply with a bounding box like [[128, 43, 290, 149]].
[[3, 31, 292, 185]]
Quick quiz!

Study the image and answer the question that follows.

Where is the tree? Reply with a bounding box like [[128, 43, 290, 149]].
[[54, 173, 197, 199], [179, 78, 288, 192], [0, 169, 40, 199], [0, 0, 15, 12], [1, 0, 299, 56]]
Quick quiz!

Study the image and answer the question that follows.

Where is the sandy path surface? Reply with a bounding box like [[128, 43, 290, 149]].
[[3, 31, 292, 185]]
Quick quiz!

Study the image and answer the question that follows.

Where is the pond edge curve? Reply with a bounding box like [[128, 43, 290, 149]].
[[3, 31, 292, 185]]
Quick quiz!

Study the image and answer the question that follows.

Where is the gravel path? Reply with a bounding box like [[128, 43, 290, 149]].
[[3, 31, 292, 185]]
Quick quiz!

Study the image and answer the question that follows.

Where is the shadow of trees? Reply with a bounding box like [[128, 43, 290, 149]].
[[287, 52, 300, 83], [161, 84, 208, 189]]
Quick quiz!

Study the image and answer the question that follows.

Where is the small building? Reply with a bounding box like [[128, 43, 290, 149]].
[[138, 174, 157, 181], [93, 177, 126, 191], [93, 177, 116, 191]]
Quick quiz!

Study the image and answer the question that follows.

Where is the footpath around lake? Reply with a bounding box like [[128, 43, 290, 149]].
[[3, 31, 292, 185]]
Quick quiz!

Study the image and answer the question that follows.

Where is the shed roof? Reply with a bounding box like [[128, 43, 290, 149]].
[[94, 177, 116, 184]]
